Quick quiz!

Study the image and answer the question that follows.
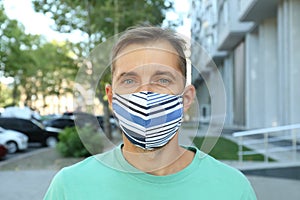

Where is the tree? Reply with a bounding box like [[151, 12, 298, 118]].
[[21, 41, 77, 109], [1, 4, 77, 109], [33, 0, 173, 48], [0, 83, 13, 108], [33, 0, 174, 138], [0, 5, 39, 105]]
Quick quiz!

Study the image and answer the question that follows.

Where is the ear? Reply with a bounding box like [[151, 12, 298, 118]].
[[182, 85, 196, 112], [105, 84, 113, 109]]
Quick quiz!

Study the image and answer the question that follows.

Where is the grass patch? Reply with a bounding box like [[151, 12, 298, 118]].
[[193, 136, 273, 161]]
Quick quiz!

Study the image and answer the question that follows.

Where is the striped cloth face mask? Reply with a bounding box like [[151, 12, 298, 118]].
[[112, 91, 184, 150]]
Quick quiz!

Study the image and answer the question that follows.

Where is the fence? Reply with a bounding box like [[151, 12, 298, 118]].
[[233, 124, 300, 163]]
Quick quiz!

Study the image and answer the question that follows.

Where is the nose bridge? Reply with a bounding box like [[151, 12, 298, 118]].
[[136, 80, 153, 92], [134, 67, 153, 92]]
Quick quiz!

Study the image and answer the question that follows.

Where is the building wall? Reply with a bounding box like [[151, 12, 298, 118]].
[[190, 0, 228, 125], [246, 18, 279, 128], [233, 42, 246, 126], [190, 0, 300, 129], [278, 0, 300, 125], [223, 56, 234, 125]]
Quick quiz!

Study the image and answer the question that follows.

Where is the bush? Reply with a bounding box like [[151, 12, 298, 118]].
[[57, 125, 103, 158]]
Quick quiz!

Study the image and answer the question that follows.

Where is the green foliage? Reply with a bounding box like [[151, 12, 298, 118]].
[[0, 5, 38, 75], [0, 5, 77, 107], [0, 84, 13, 107], [33, 0, 173, 45], [26, 42, 77, 98], [57, 125, 103, 158]]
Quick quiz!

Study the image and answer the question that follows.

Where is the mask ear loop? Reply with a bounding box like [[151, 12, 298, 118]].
[[179, 84, 188, 97], [178, 75, 189, 97]]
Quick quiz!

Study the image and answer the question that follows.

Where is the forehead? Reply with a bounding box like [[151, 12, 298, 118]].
[[113, 41, 181, 77]]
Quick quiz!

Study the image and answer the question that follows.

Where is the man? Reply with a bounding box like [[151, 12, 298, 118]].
[[44, 26, 257, 199]]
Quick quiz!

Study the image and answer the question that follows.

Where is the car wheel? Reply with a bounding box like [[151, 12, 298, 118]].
[[6, 141, 18, 154], [46, 137, 57, 147]]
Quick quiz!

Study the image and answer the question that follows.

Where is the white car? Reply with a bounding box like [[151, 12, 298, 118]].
[[0, 127, 28, 153]]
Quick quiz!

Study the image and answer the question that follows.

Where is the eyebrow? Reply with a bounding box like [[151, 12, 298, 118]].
[[115, 70, 177, 82], [116, 71, 138, 81], [152, 70, 177, 80]]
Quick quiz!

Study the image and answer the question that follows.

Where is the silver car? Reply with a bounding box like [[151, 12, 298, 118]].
[[0, 127, 28, 153]]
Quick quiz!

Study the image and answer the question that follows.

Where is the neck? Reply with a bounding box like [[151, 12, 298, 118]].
[[121, 134, 195, 176]]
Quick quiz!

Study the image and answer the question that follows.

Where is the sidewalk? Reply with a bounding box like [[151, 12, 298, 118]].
[[0, 147, 79, 200], [0, 170, 57, 200], [248, 176, 300, 200]]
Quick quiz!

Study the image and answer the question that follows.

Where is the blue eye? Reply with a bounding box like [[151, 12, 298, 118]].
[[158, 79, 170, 85], [123, 79, 135, 84], [151, 78, 171, 86]]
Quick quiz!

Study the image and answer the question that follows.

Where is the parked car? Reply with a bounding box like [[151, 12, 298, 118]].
[[0, 127, 28, 153], [63, 112, 99, 128], [43, 117, 75, 132], [0, 117, 59, 147], [96, 115, 119, 130], [0, 144, 7, 159], [43, 112, 118, 132]]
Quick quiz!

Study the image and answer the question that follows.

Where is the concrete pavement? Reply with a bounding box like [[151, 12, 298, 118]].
[[0, 170, 57, 200], [248, 176, 300, 200]]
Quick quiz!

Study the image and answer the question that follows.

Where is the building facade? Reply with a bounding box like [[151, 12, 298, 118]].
[[190, 0, 300, 129]]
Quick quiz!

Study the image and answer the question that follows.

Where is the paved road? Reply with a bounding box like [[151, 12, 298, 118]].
[[2, 145, 45, 161], [0, 170, 57, 200], [248, 176, 300, 200], [0, 146, 49, 169]]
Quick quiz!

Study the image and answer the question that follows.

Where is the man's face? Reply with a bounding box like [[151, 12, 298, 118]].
[[112, 41, 185, 95]]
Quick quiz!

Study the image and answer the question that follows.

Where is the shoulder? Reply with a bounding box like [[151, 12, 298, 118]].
[[190, 147, 256, 198], [191, 146, 251, 185], [50, 156, 97, 185], [62, 156, 98, 173], [44, 150, 120, 199], [55, 148, 119, 180]]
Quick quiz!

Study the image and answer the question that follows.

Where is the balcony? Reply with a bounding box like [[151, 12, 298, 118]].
[[203, 41, 227, 66], [239, 0, 280, 22], [217, 0, 254, 51], [217, 22, 254, 51], [211, 48, 228, 66]]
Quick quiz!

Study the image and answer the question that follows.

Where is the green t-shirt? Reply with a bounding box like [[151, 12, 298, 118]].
[[44, 145, 257, 200]]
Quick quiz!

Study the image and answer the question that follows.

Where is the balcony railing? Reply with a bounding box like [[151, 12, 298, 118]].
[[233, 124, 300, 163]]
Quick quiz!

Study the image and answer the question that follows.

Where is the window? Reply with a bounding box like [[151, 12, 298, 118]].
[[22, 120, 37, 131]]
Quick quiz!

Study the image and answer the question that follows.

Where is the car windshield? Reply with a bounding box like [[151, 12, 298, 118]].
[[0, 126, 6, 133], [32, 119, 45, 129]]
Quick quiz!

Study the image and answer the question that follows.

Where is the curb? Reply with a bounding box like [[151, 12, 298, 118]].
[[0, 147, 53, 168]]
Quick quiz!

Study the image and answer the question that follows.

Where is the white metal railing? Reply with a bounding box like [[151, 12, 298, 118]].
[[233, 124, 300, 163]]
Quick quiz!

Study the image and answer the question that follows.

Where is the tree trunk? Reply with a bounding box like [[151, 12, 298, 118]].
[[103, 99, 112, 140], [98, 89, 112, 140], [12, 82, 18, 106]]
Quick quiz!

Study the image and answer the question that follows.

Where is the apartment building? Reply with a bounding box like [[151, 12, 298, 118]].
[[190, 0, 300, 129]]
